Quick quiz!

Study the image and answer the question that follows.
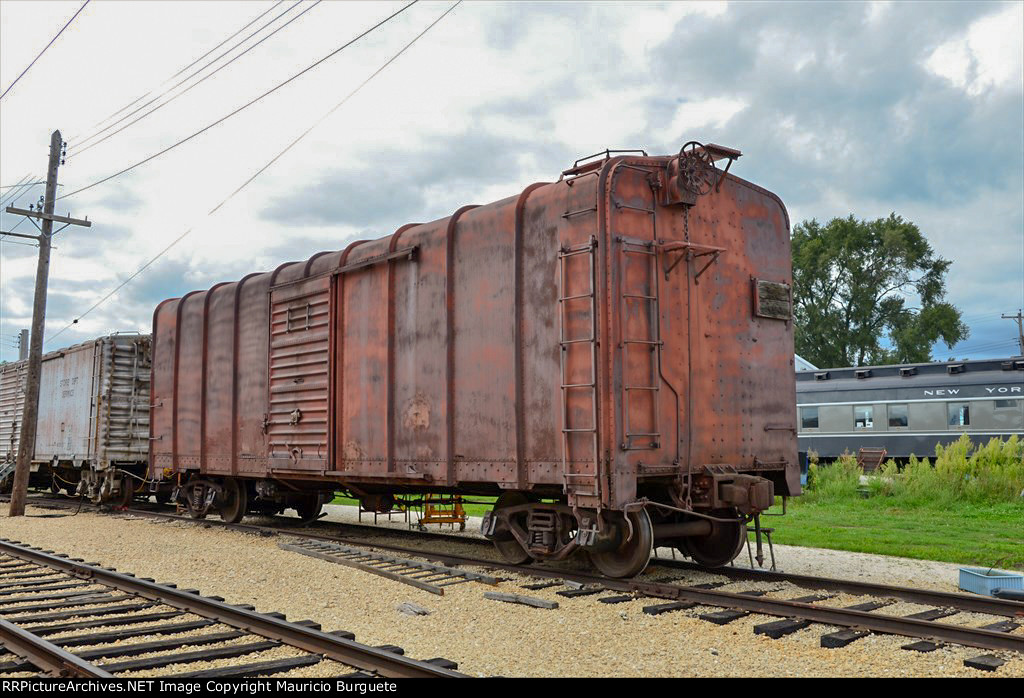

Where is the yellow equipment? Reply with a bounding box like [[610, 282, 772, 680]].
[[416, 494, 467, 531]]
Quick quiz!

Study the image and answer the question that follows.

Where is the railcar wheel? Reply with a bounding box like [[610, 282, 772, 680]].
[[589, 509, 654, 578], [295, 497, 322, 524], [491, 492, 532, 565], [679, 509, 745, 568], [219, 479, 247, 524], [114, 476, 134, 508]]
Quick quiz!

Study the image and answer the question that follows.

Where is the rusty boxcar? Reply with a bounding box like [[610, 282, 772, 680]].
[[0, 334, 151, 504], [150, 143, 799, 577]]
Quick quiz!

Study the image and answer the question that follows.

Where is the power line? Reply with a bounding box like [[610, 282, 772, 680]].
[[0, 0, 91, 101], [951, 338, 1018, 348], [0, 238, 38, 249], [0, 177, 43, 191], [1, 179, 45, 259], [70, 0, 301, 153], [0, 175, 33, 206], [948, 340, 1018, 354], [45, 0, 461, 346], [0, 176, 43, 215], [0, 217, 30, 238], [70, 1, 287, 140], [56, 0, 417, 203], [69, 1, 317, 158]]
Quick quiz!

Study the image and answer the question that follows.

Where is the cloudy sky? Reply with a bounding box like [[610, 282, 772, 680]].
[[1, 0, 1022, 364]]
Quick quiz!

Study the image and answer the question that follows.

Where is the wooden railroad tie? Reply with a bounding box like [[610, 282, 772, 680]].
[[278, 539, 499, 596], [483, 592, 558, 610]]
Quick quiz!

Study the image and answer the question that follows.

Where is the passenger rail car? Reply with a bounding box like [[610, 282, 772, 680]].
[[149, 143, 800, 577], [797, 357, 1024, 460], [0, 334, 151, 503]]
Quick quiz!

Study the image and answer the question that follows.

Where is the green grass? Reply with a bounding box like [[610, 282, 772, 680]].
[[762, 497, 1024, 570], [769, 434, 1024, 570]]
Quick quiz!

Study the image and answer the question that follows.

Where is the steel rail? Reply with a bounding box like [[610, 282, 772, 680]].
[[289, 511, 1024, 618], [0, 538, 464, 678], [0, 616, 113, 678], [267, 528, 1024, 653], [276, 538, 1024, 653], [304, 540, 1024, 653], [625, 581, 1024, 653], [10, 493, 1024, 620], [10, 494, 1024, 643], [646, 557, 1024, 619]]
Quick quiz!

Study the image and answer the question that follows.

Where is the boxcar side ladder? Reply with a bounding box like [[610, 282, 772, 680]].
[[557, 236, 601, 501]]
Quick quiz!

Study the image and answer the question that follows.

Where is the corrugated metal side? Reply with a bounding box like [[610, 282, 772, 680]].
[[267, 275, 331, 470], [95, 335, 151, 465], [0, 361, 27, 461]]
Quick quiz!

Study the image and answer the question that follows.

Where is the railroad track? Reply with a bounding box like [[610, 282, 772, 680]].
[[8, 494, 1024, 671], [0, 538, 463, 679]]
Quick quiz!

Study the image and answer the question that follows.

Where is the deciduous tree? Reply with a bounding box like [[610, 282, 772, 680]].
[[792, 213, 967, 367]]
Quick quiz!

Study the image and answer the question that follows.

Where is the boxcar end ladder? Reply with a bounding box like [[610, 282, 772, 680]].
[[617, 237, 663, 451]]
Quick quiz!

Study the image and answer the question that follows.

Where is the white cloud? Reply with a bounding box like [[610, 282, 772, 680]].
[[617, 1, 728, 68], [551, 86, 657, 153], [924, 2, 1024, 96], [668, 97, 747, 137], [864, 1, 892, 25]]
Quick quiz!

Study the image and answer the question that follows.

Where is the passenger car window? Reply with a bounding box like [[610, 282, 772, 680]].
[[854, 406, 873, 429], [994, 399, 1017, 409], [888, 404, 908, 428], [948, 403, 970, 426], [800, 406, 819, 429]]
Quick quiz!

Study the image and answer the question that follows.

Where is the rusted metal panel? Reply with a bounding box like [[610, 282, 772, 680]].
[[520, 185, 565, 486], [452, 203, 515, 482], [337, 237, 390, 474], [1, 335, 150, 469], [150, 300, 178, 473], [389, 224, 445, 479], [203, 282, 237, 473], [151, 147, 798, 508], [267, 275, 331, 470], [174, 292, 205, 471], [236, 273, 272, 472]]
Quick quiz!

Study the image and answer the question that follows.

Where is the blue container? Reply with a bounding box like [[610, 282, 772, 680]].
[[959, 567, 1024, 596]]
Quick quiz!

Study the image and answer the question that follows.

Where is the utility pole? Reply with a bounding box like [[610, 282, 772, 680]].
[[17, 329, 29, 361], [1003, 310, 1024, 356], [5, 130, 90, 517]]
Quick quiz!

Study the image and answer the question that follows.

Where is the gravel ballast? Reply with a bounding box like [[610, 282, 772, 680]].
[[1, 502, 1021, 677]]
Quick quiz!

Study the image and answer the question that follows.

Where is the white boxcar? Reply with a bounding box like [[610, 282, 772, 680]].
[[0, 334, 151, 503]]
